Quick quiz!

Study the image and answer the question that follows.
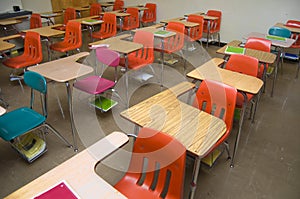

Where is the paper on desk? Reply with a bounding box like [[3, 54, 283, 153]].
[[89, 44, 110, 50]]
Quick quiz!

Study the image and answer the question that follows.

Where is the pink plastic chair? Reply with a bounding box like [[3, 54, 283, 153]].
[[74, 47, 120, 95]]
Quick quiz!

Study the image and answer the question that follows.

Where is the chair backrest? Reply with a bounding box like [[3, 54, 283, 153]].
[[90, 3, 102, 16], [23, 31, 43, 64], [64, 7, 76, 25], [142, 3, 156, 23], [95, 47, 120, 67], [268, 26, 291, 38], [286, 20, 300, 28], [225, 54, 259, 77], [187, 14, 204, 41], [123, 7, 139, 30], [100, 13, 117, 37], [123, 127, 186, 199], [30, 13, 42, 29], [64, 21, 82, 49], [24, 71, 48, 116], [245, 37, 271, 52], [165, 21, 185, 52], [207, 10, 222, 32], [113, 0, 124, 11], [192, 79, 237, 134], [130, 30, 154, 66]]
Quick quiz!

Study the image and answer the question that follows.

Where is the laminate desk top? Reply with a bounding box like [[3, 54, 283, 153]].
[[120, 81, 227, 157], [89, 34, 143, 54], [100, 11, 131, 17], [22, 24, 65, 37], [160, 17, 185, 24], [0, 34, 21, 52], [5, 131, 128, 199], [125, 6, 148, 11], [70, 15, 103, 24], [217, 40, 277, 64], [274, 22, 300, 34], [244, 32, 295, 48], [28, 52, 92, 82], [40, 12, 62, 18], [0, 19, 22, 26], [184, 13, 218, 20], [187, 58, 264, 94]]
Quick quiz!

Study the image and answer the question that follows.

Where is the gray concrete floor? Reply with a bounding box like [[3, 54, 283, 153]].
[[0, 31, 300, 199]]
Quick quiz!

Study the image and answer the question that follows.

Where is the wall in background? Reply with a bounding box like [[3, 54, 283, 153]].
[[125, 0, 300, 43], [3, 0, 299, 43], [0, 0, 22, 12]]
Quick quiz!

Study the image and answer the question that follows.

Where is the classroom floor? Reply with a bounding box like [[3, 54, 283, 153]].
[[0, 30, 300, 199]]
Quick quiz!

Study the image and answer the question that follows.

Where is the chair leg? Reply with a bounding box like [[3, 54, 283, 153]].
[[53, 83, 65, 119], [224, 141, 231, 160], [296, 53, 300, 79], [44, 123, 72, 147]]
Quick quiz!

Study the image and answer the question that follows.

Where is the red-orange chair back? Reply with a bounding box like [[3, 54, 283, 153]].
[[141, 3, 156, 24], [122, 7, 139, 30], [90, 3, 102, 16], [3, 31, 43, 69], [193, 79, 237, 155], [113, 0, 124, 11], [30, 13, 42, 29], [245, 38, 270, 78], [286, 20, 300, 28], [164, 21, 185, 53], [50, 21, 82, 54], [245, 37, 271, 53], [186, 14, 204, 41], [64, 7, 76, 25], [92, 13, 116, 40], [127, 30, 154, 70], [204, 10, 222, 33], [114, 127, 186, 199], [225, 54, 258, 107], [286, 20, 300, 46], [226, 54, 258, 77]]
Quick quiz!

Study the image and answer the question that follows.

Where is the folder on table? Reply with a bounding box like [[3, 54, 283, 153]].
[[225, 46, 245, 55], [154, 30, 173, 37], [34, 181, 79, 199], [265, 35, 287, 41]]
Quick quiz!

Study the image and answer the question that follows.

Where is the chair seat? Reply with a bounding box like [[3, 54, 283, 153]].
[[120, 57, 152, 70], [74, 76, 115, 95], [0, 107, 45, 141], [92, 31, 114, 40], [3, 55, 41, 69], [50, 41, 78, 53]]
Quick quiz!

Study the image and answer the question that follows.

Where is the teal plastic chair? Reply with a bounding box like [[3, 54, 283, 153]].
[[268, 26, 292, 74], [0, 71, 72, 158]]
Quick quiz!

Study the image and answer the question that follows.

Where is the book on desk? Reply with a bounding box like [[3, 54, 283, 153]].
[[34, 181, 79, 199], [225, 46, 245, 55]]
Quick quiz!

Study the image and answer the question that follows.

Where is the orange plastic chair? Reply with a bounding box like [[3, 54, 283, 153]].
[[192, 79, 237, 161], [120, 30, 154, 70], [30, 13, 42, 29], [186, 14, 204, 43], [286, 20, 300, 78], [90, 3, 103, 16], [122, 7, 139, 31], [225, 54, 259, 120], [113, 0, 124, 11], [155, 21, 185, 72], [55, 7, 76, 31], [50, 21, 82, 58], [114, 127, 186, 199], [203, 10, 222, 47], [92, 13, 117, 40], [3, 31, 43, 90], [141, 3, 156, 26], [245, 37, 272, 79]]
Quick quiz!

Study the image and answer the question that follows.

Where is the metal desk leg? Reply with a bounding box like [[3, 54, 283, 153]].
[[189, 156, 201, 199], [271, 48, 281, 97], [230, 92, 248, 167], [206, 20, 211, 48], [160, 39, 165, 88], [66, 81, 78, 152], [124, 54, 129, 108]]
